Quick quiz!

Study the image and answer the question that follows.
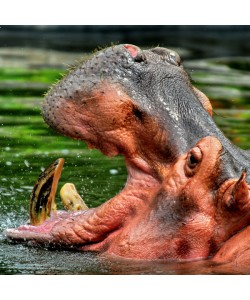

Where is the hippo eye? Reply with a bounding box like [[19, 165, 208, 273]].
[[188, 154, 199, 168], [185, 146, 202, 176]]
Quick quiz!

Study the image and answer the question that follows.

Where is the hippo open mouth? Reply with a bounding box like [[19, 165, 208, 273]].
[[5, 44, 250, 263]]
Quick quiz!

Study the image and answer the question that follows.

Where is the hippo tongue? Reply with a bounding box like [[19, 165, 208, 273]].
[[4, 159, 161, 249]]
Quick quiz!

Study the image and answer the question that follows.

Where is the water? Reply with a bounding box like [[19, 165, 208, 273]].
[[1, 47, 250, 275]]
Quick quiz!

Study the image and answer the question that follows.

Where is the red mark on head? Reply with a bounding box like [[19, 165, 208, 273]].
[[124, 44, 139, 58]]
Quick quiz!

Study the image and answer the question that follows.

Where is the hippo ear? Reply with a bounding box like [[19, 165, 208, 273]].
[[225, 171, 250, 212], [193, 87, 213, 116]]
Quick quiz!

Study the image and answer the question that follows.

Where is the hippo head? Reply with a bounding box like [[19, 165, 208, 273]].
[[5, 44, 250, 261]]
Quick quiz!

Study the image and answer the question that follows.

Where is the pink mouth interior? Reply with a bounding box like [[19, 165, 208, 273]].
[[4, 154, 161, 250]]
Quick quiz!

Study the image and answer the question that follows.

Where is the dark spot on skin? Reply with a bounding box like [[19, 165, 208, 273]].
[[154, 190, 200, 226], [176, 239, 190, 257], [133, 106, 144, 121], [208, 238, 219, 257]]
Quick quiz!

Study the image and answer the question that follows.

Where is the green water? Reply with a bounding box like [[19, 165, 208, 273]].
[[1, 49, 250, 274]]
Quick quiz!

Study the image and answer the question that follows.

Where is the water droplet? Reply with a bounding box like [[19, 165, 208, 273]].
[[20, 185, 34, 190], [24, 160, 30, 167], [109, 169, 118, 175], [61, 149, 69, 155]]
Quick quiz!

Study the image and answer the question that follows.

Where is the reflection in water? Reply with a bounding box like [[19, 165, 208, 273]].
[[1, 47, 250, 274], [2, 241, 250, 275]]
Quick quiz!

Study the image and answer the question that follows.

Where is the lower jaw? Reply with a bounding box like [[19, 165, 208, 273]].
[[5, 160, 161, 251]]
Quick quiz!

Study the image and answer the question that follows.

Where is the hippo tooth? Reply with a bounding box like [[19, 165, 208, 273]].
[[29, 158, 64, 226], [60, 183, 88, 211]]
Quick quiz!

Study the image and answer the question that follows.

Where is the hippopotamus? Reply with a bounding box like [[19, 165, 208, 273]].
[[4, 44, 250, 266]]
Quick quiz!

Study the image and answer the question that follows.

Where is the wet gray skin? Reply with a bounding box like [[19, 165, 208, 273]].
[[43, 44, 250, 184]]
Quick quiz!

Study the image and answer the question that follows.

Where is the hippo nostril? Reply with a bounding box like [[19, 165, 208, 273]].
[[134, 52, 147, 63]]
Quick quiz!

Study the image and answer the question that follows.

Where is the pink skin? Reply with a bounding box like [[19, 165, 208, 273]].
[[4, 45, 250, 263], [124, 44, 139, 58], [212, 226, 250, 266], [6, 135, 250, 261]]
